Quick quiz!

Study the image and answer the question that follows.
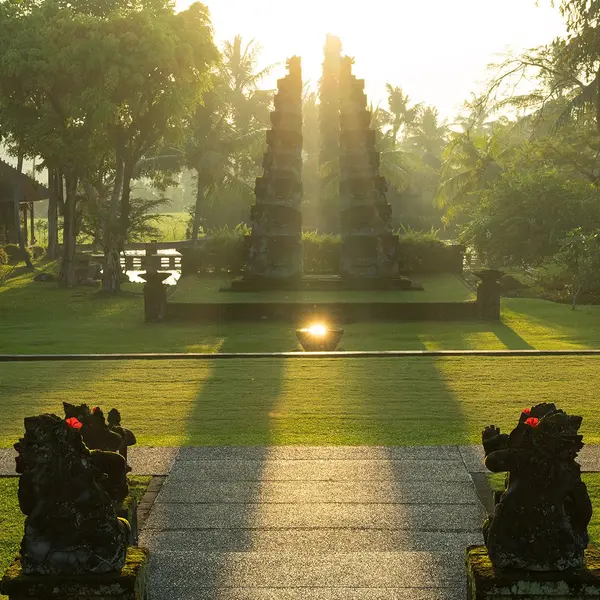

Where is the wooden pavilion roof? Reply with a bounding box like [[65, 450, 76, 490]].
[[0, 158, 49, 203]]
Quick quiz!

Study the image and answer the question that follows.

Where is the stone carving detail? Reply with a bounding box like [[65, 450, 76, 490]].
[[63, 402, 137, 466], [482, 403, 592, 571], [245, 57, 303, 281], [14, 414, 130, 575], [338, 57, 399, 279]]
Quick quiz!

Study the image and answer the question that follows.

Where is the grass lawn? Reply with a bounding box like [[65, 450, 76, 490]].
[[0, 475, 150, 600], [487, 473, 600, 547], [2, 268, 600, 448], [170, 274, 475, 304], [2, 355, 600, 447]]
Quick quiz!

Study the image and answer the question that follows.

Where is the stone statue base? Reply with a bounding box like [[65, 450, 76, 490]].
[[466, 545, 600, 599], [1, 547, 149, 600]]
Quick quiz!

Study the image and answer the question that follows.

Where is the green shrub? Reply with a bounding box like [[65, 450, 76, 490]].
[[303, 232, 341, 273], [0, 247, 7, 265], [4, 244, 30, 264], [29, 245, 46, 260], [179, 227, 464, 276]]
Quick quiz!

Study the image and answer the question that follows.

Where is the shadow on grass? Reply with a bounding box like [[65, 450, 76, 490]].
[[489, 322, 534, 350]]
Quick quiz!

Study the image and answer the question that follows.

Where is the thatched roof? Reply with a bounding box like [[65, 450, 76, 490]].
[[0, 158, 49, 203]]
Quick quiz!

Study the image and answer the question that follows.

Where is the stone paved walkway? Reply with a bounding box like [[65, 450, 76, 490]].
[[139, 447, 486, 600]]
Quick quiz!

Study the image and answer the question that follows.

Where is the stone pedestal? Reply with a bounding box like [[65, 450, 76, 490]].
[[466, 545, 600, 599], [474, 269, 504, 320], [139, 272, 169, 323], [1, 547, 149, 600]]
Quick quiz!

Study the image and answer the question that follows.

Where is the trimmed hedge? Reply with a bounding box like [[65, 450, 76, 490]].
[[181, 231, 464, 276]]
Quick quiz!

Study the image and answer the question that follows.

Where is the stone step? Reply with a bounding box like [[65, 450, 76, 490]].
[[143, 502, 484, 531], [166, 459, 472, 483], [149, 587, 465, 600], [156, 480, 480, 505], [177, 446, 463, 462], [140, 528, 483, 553], [145, 551, 466, 596]]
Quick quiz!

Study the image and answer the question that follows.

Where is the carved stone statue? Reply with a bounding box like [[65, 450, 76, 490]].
[[63, 402, 137, 466], [14, 414, 130, 575], [482, 403, 592, 571]]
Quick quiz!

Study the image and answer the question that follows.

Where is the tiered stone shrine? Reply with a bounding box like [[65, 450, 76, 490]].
[[243, 56, 304, 283], [339, 57, 401, 280]]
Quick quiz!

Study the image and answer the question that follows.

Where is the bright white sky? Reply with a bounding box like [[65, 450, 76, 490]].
[[177, 0, 566, 120]]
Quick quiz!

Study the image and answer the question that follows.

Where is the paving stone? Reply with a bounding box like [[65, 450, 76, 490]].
[[128, 447, 179, 475], [0, 448, 16, 475], [145, 551, 465, 590], [143, 502, 484, 531], [156, 479, 480, 505], [458, 446, 485, 473], [580, 445, 600, 472], [177, 446, 462, 461], [140, 528, 483, 553], [148, 587, 465, 600], [167, 459, 472, 482]]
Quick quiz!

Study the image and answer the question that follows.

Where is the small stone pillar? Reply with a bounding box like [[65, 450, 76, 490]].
[[139, 272, 169, 323], [466, 545, 600, 599], [474, 269, 504, 320], [140, 242, 169, 323]]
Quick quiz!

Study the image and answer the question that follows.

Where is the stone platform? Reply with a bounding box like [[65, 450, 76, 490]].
[[466, 545, 600, 599], [1, 547, 149, 600], [226, 274, 422, 292]]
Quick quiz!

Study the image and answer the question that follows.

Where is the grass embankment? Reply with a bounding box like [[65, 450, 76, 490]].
[[487, 473, 600, 546], [0, 475, 150, 599]]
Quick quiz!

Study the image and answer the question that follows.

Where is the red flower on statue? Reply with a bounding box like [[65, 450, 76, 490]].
[[524, 417, 539, 428], [66, 417, 83, 430], [522, 408, 531, 415]]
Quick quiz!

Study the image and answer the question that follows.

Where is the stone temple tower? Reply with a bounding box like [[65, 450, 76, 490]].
[[338, 56, 400, 280], [243, 57, 304, 284]]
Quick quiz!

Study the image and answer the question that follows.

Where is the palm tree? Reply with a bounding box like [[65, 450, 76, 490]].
[[379, 85, 422, 143], [405, 106, 449, 168]]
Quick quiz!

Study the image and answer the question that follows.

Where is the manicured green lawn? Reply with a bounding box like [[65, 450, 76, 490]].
[[3, 268, 600, 354], [171, 273, 475, 303], [2, 268, 600, 448], [0, 475, 150, 600], [2, 355, 600, 447]]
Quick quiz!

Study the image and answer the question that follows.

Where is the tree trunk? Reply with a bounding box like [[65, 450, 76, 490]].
[[47, 168, 60, 259], [119, 158, 135, 251], [59, 172, 78, 288], [103, 143, 125, 293], [191, 175, 205, 240], [12, 186, 34, 270], [14, 156, 34, 270]]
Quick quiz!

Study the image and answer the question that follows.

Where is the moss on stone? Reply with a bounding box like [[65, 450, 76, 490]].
[[467, 544, 600, 597], [1, 547, 149, 598]]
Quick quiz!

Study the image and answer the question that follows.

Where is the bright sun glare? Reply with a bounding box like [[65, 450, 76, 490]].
[[177, 0, 566, 118], [307, 324, 328, 337]]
